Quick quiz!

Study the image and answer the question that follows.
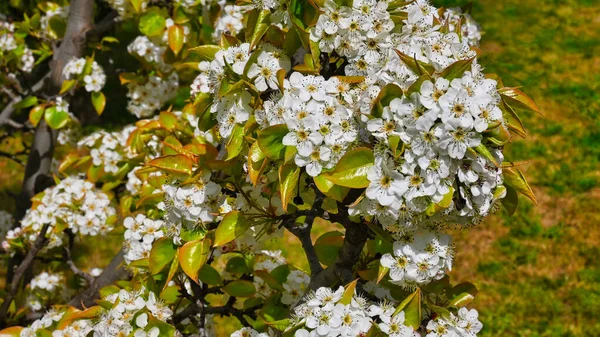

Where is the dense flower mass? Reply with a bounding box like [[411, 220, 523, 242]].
[[7, 177, 116, 250]]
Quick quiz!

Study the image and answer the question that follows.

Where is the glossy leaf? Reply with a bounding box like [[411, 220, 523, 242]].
[[503, 167, 536, 204], [502, 185, 518, 216], [188, 45, 221, 61], [29, 105, 45, 127], [198, 264, 223, 286], [500, 87, 540, 114], [393, 288, 421, 329], [223, 280, 256, 297], [322, 147, 374, 188], [314, 231, 344, 266], [448, 282, 478, 307], [139, 10, 166, 37], [339, 279, 359, 305], [394, 49, 435, 76], [59, 79, 76, 95], [149, 238, 178, 275], [214, 211, 252, 247], [147, 154, 194, 179], [179, 238, 212, 283], [168, 24, 184, 55], [250, 10, 271, 50], [44, 106, 70, 129], [257, 124, 289, 160], [438, 57, 475, 81], [371, 83, 403, 118], [278, 164, 300, 212], [313, 175, 350, 202], [90, 91, 106, 115]]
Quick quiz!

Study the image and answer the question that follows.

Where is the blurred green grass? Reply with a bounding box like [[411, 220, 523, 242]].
[[436, 0, 600, 336]]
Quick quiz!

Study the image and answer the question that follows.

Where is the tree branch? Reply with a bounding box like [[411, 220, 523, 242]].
[[0, 223, 51, 326], [68, 249, 129, 309]]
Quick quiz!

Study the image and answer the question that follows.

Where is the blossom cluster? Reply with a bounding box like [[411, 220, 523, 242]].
[[380, 229, 453, 287], [443, 7, 482, 47], [18, 309, 66, 337], [63, 57, 107, 92], [126, 73, 179, 118], [105, 0, 148, 18], [0, 21, 35, 72], [252, 251, 310, 305], [93, 288, 173, 336], [425, 308, 483, 337], [10, 177, 116, 250], [77, 126, 139, 173], [123, 214, 166, 264], [40, 5, 69, 40]]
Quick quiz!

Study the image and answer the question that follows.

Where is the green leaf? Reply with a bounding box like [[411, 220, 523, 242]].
[[90, 92, 106, 115], [223, 280, 256, 297], [248, 141, 268, 185], [257, 124, 289, 160], [139, 10, 166, 37], [214, 211, 252, 247], [48, 16, 66, 38], [168, 24, 185, 55], [129, 0, 143, 13], [502, 185, 518, 216], [149, 238, 178, 275], [250, 10, 271, 51], [289, 0, 319, 31], [503, 167, 536, 204], [339, 279, 358, 305], [499, 87, 540, 114], [13, 96, 38, 109], [29, 105, 45, 127], [313, 175, 350, 202], [394, 49, 435, 76], [371, 83, 404, 118], [448, 282, 478, 307], [438, 57, 476, 81], [393, 288, 421, 329], [198, 264, 223, 286], [59, 79, 76, 95], [225, 124, 245, 160], [147, 154, 194, 179], [377, 265, 389, 283], [179, 238, 212, 283], [188, 45, 222, 61], [278, 164, 300, 212], [314, 231, 344, 266], [322, 147, 374, 188], [472, 144, 498, 167], [271, 264, 290, 284], [499, 98, 527, 138], [226, 256, 249, 274], [44, 106, 70, 129]]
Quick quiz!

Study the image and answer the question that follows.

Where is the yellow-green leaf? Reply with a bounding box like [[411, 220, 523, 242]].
[[213, 211, 252, 247], [223, 280, 256, 297], [257, 124, 289, 160], [44, 106, 70, 129], [179, 238, 212, 283], [313, 175, 350, 202], [168, 24, 184, 55], [322, 147, 374, 188], [503, 167, 536, 204], [149, 238, 178, 275], [147, 154, 194, 179], [188, 45, 222, 61], [278, 164, 300, 212], [90, 91, 106, 115]]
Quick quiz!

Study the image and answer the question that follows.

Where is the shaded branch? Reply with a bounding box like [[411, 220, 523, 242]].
[[63, 231, 94, 284], [0, 223, 51, 326], [68, 249, 129, 309]]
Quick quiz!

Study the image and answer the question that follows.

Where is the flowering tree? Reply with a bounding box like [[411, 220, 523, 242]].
[[0, 0, 540, 336]]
